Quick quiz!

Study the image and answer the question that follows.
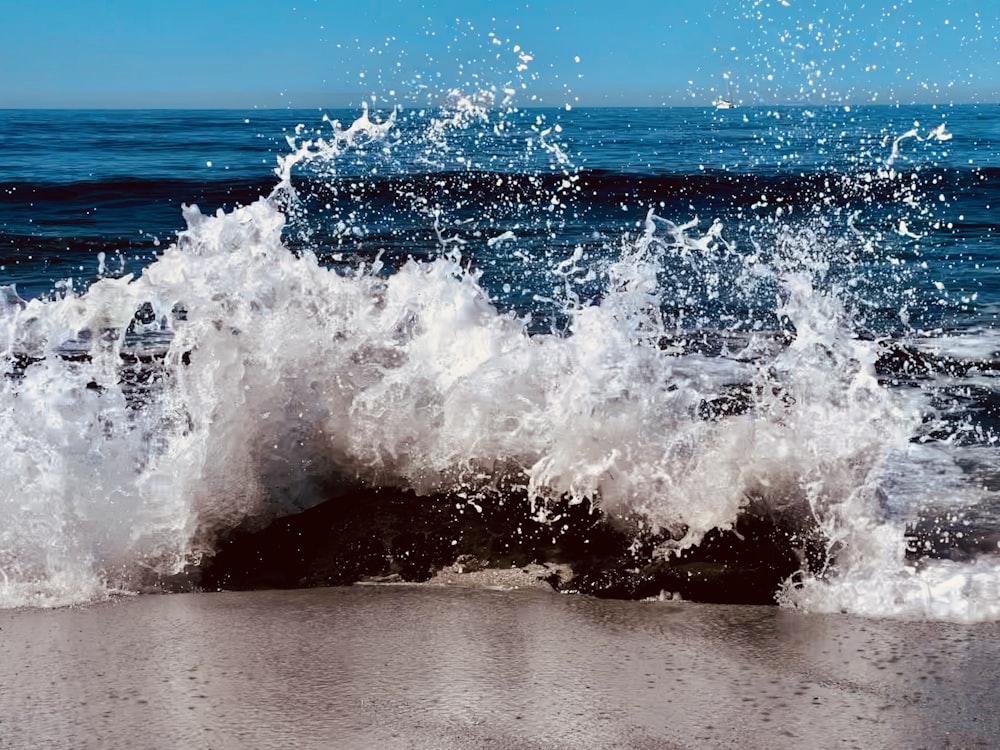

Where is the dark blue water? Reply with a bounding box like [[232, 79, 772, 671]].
[[3, 104, 1000, 617], [3, 106, 998, 326]]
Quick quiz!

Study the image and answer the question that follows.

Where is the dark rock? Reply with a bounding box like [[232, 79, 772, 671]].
[[199, 486, 443, 589], [565, 512, 811, 605], [697, 385, 753, 420], [905, 517, 1000, 562], [874, 341, 934, 381], [194, 483, 818, 605], [874, 340, 1000, 384]]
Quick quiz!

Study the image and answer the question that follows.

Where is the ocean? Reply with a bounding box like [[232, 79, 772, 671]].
[[2, 102, 1000, 623]]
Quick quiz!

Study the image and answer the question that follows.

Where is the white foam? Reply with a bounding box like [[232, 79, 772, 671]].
[[3, 108, 999, 621], [782, 544, 1000, 623]]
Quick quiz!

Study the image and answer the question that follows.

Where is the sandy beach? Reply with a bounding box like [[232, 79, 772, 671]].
[[1, 585, 996, 749]]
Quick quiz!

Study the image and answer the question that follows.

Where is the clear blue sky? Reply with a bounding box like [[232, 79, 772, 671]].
[[1, 0, 996, 108]]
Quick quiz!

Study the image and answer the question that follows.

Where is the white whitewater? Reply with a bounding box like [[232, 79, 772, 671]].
[[1, 102, 998, 621]]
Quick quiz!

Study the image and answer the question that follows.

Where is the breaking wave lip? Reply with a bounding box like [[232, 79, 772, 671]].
[[1, 104, 999, 622]]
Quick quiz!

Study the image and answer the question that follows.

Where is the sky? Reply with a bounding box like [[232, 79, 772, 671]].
[[1, 0, 997, 108]]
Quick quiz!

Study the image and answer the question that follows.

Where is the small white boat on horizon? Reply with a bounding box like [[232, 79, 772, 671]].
[[715, 70, 737, 110]]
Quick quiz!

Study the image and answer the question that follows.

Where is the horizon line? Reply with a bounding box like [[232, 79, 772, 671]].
[[1, 100, 996, 112]]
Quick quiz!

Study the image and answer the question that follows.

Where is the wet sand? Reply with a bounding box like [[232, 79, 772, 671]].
[[1, 585, 996, 749]]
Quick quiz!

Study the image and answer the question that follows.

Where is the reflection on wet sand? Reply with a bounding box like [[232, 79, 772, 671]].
[[1, 586, 997, 749]]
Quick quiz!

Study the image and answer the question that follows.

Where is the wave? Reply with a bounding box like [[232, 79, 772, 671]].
[[2, 105, 999, 620], [1, 176, 274, 206], [6, 161, 996, 221]]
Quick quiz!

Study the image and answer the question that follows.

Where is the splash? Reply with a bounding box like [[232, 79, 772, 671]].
[[2, 102, 998, 621]]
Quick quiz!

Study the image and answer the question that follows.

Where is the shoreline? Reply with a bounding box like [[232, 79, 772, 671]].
[[2, 585, 997, 749]]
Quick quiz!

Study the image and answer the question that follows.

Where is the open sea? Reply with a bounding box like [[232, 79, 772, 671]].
[[2, 103, 1000, 746]]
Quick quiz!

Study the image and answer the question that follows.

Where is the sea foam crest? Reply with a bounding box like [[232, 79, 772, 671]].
[[2, 105, 999, 620]]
